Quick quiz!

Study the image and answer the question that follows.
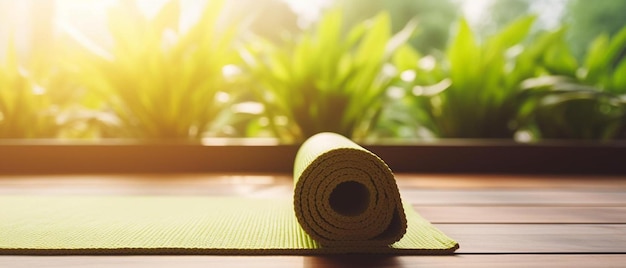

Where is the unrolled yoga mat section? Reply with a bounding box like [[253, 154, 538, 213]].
[[0, 196, 457, 255], [0, 132, 458, 255], [293, 132, 407, 247]]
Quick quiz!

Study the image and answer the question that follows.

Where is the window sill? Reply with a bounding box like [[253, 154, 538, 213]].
[[1, 139, 625, 175]]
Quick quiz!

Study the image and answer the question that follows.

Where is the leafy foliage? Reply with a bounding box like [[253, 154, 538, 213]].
[[518, 25, 626, 140], [395, 16, 550, 138], [0, 39, 93, 139], [0, 43, 57, 138], [2, 1, 626, 142], [244, 9, 417, 142], [565, 0, 626, 59], [66, 0, 243, 139], [519, 77, 624, 140]]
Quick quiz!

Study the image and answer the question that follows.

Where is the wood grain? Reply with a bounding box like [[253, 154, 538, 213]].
[[2, 254, 626, 268], [437, 224, 626, 253], [395, 174, 626, 189], [402, 190, 626, 206], [416, 206, 626, 223]]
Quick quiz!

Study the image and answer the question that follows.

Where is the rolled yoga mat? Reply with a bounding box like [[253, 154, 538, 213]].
[[293, 132, 407, 248], [0, 133, 458, 255]]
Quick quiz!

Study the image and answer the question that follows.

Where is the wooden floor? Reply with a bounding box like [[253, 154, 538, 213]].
[[1, 173, 625, 267]]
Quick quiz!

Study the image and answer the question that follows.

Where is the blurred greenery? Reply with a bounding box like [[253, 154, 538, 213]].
[[0, 36, 97, 139], [476, 0, 532, 35], [243, 9, 417, 142], [391, 16, 549, 138], [64, 0, 244, 139], [518, 26, 626, 140], [335, 0, 458, 54], [0, 42, 59, 138], [0, 0, 625, 143], [520, 78, 624, 140], [565, 0, 626, 59]]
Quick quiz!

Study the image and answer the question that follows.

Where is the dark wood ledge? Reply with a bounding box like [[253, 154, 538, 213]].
[[2, 139, 626, 175]]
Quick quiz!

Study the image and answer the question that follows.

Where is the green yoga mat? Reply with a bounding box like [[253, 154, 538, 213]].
[[293, 132, 408, 248], [0, 133, 458, 255]]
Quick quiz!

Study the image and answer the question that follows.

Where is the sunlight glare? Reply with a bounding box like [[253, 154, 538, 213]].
[[461, 0, 490, 27], [283, 0, 333, 27], [55, 0, 208, 48], [134, 0, 169, 18]]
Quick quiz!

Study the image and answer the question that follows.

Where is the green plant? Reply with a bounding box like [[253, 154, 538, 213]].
[[0, 40, 92, 139], [519, 80, 624, 140], [518, 25, 626, 140], [243, 9, 416, 143], [540, 25, 626, 93], [565, 0, 626, 59], [66, 0, 243, 139], [395, 16, 551, 139], [0, 42, 55, 138]]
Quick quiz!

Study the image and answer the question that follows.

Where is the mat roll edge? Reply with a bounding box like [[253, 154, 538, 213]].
[[293, 132, 407, 248]]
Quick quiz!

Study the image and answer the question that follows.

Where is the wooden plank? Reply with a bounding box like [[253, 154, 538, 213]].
[[3, 174, 626, 191], [415, 206, 626, 224], [0, 182, 285, 196], [2, 174, 626, 198], [2, 175, 626, 205], [395, 174, 626, 190], [0, 174, 294, 196], [308, 254, 626, 268], [2, 254, 626, 268], [436, 224, 626, 254], [401, 190, 626, 206]]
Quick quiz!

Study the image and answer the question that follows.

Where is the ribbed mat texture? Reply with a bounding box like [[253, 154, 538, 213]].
[[0, 132, 458, 255]]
